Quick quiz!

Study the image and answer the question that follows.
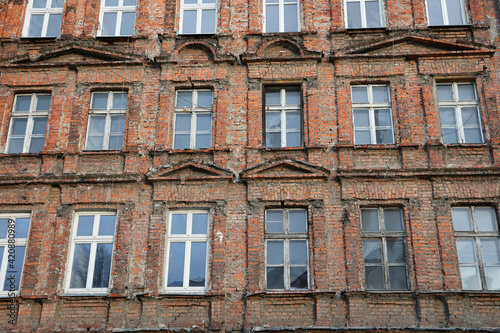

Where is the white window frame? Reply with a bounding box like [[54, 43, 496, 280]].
[[452, 206, 500, 291], [263, 0, 300, 33], [173, 89, 213, 150], [85, 91, 127, 151], [360, 207, 409, 291], [437, 82, 483, 144], [22, 0, 65, 38], [6, 93, 50, 154], [97, 0, 137, 36], [64, 212, 117, 294], [426, 0, 468, 26], [0, 214, 31, 297], [164, 210, 210, 294], [345, 0, 385, 29], [179, 0, 217, 34], [264, 87, 302, 148], [351, 84, 395, 145], [265, 208, 309, 291]]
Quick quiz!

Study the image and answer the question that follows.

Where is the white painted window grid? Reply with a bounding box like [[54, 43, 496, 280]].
[[98, 0, 137, 36], [437, 82, 483, 144], [263, 0, 300, 33], [173, 89, 213, 150], [426, 0, 467, 26], [179, 0, 217, 34], [265, 208, 309, 291], [164, 210, 210, 293], [6, 93, 50, 154], [452, 206, 500, 291], [345, 0, 384, 29], [65, 212, 117, 294], [351, 85, 395, 145], [85, 91, 128, 151], [22, 0, 65, 38], [0, 214, 31, 297]]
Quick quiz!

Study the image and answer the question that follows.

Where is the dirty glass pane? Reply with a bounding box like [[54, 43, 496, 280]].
[[28, 15, 44, 37], [365, 266, 384, 289], [167, 242, 185, 287], [286, 131, 301, 147], [192, 213, 208, 234], [355, 130, 370, 144], [354, 109, 370, 127], [15, 218, 31, 239], [347, 2, 361, 28], [352, 86, 368, 103], [112, 93, 128, 109], [387, 239, 405, 263], [33, 0, 47, 8], [189, 242, 207, 286], [461, 107, 479, 126], [92, 243, 113, 288], [446, 0, 465, 25], [384, 208, 403, 232], [290, 266, 308, 289], [440, 107, 456, 126], [289, 240, 307, 265], [197, 91, 213, 107], [372, 86, 389, 103], [286, 111, 301, 130], [8, 138, 25, 154], [176, 91, 193, 108], [36, 95, 51, 111], [99, 215, 116, 236], [32, 117, 47, 135], [437, 85, 453, 101], [476, 208, 498, 232], [123, 0, 137, 6], [184, 0, 197, 4], [110, 114, 126, 133], [266, 210, 283, 233], [266, 132, 281, 148], [196, 113, 212, 132], [29, 137, 45, 153], [174, 134, 190, 149], [457, 84, 475, 101], [284, 4, 298, 32], [11, 118, 27, 136], [102, 13, 117, 35], [286, 89, 300, 106], [363, 239, 382, 263], [365, 0, 381, 28], [89, 115, 106, 135], [463, 128, 482, 144], [427, 0, 444, 25], [171, 214, 187, 235], [457, 238, 477, 263], [3, 246, 26, 291], [15, 96, 32, 112], [120, 12, 136, 36], [452, 208, 473, 231], [289, 209, 307, 233], [267, 267, 284, 289], [87, 135, 104, 150], [182, 10, 197, 34], [374, 109, 391, 127], [201, 9, 216, 33], [484, 266, 500, 290], [77, 215, 94, 236], [266, 112, 281, 130], [0, 220, 8, 239], [105, 0, 118, 6], [442, 128, 459, 144], [47, 14, 62, 37], [375, 129, 392, 144], [92, 93, 108, 109], [361, 209, 379, 232], [175, 113, 191, 132], [70, 244, 90, 288], [460, 266, 481, 290], [267, 241, 284, 265], [265, 5, 279, 32], [389, 266, 408, 290], [195, 133, 211, 148], [266, 89, 281, 105], [481, 239, 500, 264]]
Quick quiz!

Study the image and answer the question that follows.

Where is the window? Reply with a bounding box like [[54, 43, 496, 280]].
[[427, 0, 467, 25], [0, 214, 31, 296], [452, 206, 500, 290], [265, 208, 309, 290], [65, 212, 117, 293], [264, 0, 300, 33], [180, 0, 217, 34], [265, 87, 301, 148], [351, 85, 394, 145], [345, 0, 384, 28], [23, 0, 64, 38], [361, 208, 409, 290], [85, 91, 127, 150], [164, 211, 209, 292], [6, 93, 50, 154], [98, 0, 136, 36], [437, 82, 483, 144], [174, 90, 213, 149]]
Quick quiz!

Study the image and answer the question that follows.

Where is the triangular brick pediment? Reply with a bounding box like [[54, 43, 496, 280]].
[[147, 162, 233, 182], [242, 159, 329, 180], [335, 36, 494, 58]]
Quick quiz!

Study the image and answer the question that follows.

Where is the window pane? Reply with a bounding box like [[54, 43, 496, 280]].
[[171, 214, 187, 234], [28, 15, 44, 37], [265, 5, 279, 32], [354, 109, 370, 127], [15, 218, 31, 239], [361, 209, 379, 232], [102, 13, 117, 36], [89, 115, 106, 134], [266, 90, 281, 105], [33, 0, 47, 8], [92, 93, 109, 109], [289, 209, 307, 233], [463, 128, 482, 144], [77, 216, 94, 236], [174, 134, 190, 149], [105, 0, 119, 6], [375, 129, 393, 144], [266, 112, 281, 130], [87, 135, 104, 150], [384, 208, 403, 231], [347, 2, 362, 28], [267, 266, 284, 289], [372, 86, 389, 103], [70, 244, 91, 288], [8, 138, 25, 154], [182, 10, 197, 34], [0, 219, 8, 238], [266, 210, 283, 233], [98, 215, 116, 236], [484, 266, 500, 290], [189, 242, 207, 286], [355, 130, 371, 144], [175, 113, 191, 132], [196, 114, 212, 132], [284, 4, 299, 32], [195, 134, 211, 149], [452, 208, 472, 231], [387, 239, 405, 263], [112, 93, 128, 109], [457, 84, 475, 101], [461, 107, 480, 126], [389, 266, 408, 290], [167, 242, 185, 287], [460, 266, 481, 290], [442, 128, 459, 144], [3, 246, 26, 291], [192, 213, 208, 234], [286, 111, 301, 130], [110, 115, 126, 132], [108, 134, 124, 150], [446, 0, 465, 25], [374, 109, 391, 126], [51, 0, 64, 7], [456, 238, 477, 263], [267, 241, 284, 265], [120, 12, 136, 36], [92, 243, 113, 288], [47, 14, 62, 38], [365, 266, 384, 289], [201, 9, 216, 33], [290, 266, 308, 289], [363, 239, 382, 263], [427, 0, 444, 25], [176, 91, 193, 108], [36, 95, 51, 111], [29, 137, 45, 153], [266, 132, 281, 148], [32, 117, 47, 135], [437, 85, 453, 101], [11, 118, 28, 136], [197, 91, 213, 107], [286, 88, 300, 105], [289, 240, 307, 265], [440, 107, 457, 126], [476, 208, 498, 232], [365, 0, 381, 28], [123, 0, 137, 6], [286, 131, 301, 147], [352, 86, 368, 103], [481, 239, 500, 264], [15, 96, 32, 112]]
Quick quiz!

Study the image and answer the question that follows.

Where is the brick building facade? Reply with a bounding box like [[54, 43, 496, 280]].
[[0, 0, 499, 331]]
